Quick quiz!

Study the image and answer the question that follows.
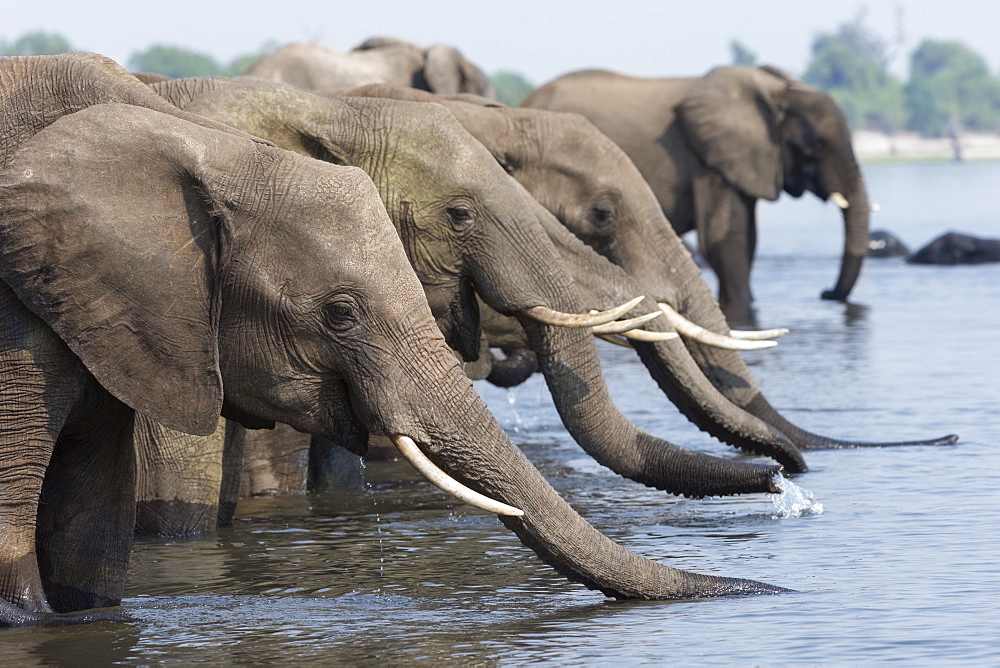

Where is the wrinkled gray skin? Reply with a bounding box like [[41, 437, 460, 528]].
[[345, 84, 959, 474], [523, 66, 871, 326], [0, 56, 788, 627], [245, 36, 493, 97], [153, 76, 785, 501]]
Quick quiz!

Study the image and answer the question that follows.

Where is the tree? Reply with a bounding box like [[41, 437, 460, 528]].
[[802, 14, 904, 132], [128, 45, 226, 78], [730, 40, 757, 67], [0, 30, 72, 56], [491, 71, 534, 106], [905, 40, 1000, 136]]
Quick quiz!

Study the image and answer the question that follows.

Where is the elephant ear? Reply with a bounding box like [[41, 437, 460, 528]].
[[423, 44, 463, 94], [0, 103, 240, 436], [675, 66, 788, 201]]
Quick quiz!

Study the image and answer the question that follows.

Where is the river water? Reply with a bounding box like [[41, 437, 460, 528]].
[[3, 160, 999, 664]]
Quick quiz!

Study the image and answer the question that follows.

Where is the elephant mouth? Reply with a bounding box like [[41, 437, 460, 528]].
[[389, 434, 524, 517]]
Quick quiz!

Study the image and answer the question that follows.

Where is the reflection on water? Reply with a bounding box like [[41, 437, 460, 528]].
[[5, 162, 1000, 663]]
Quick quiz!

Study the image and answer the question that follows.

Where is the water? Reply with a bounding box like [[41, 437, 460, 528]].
[[4, 161, 1000, 664]]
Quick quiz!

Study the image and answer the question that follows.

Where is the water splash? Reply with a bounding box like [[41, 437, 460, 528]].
[[769, 474, 824, 518], [505, 389, 523, 433]]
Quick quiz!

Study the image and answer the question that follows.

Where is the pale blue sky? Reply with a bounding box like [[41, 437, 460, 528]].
[[5, 1, 1000, 85]]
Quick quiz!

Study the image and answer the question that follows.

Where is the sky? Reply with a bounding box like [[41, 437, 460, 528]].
[[5, 0, 1000, 85]]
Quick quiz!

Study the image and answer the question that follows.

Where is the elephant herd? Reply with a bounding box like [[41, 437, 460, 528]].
[[0, 44, 959, 627]]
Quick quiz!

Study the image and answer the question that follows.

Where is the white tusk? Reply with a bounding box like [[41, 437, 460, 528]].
[[658, 303, 777, 350], [869, 202, 881, 212], [618, 329, 679, 342], [590, 310, 662, 334], [830, 192, 849, 209], [391, 435, 525, 517], [596, 333, 633, 348], [729, 328, 790, 340], [525, 295, 643, 328]]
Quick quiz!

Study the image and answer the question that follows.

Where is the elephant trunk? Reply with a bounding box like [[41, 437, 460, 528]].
[[822, 181, 870, 301], [517, 315, 782, 496], [404, 361, 788, 599]]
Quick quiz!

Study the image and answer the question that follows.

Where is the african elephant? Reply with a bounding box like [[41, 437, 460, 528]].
[[152, 75, 789, 500], [906, 231, 1000, 264], [245, 36, 493, 97], [868, 230, 911, 258], [0, 56, 786, 627], [523, 66, 871, 325], [343, 83, 958, 474]]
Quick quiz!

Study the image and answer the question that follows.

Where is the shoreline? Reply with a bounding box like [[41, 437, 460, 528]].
[[853, 130, 1000, 164]]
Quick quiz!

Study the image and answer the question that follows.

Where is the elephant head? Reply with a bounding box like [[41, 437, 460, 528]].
[[676, 65, 870, 307], [345, 84, 958, 472], [0, 100, 788, 626], [152, 76, 784, 498], [523, 66, 871, 324], [244, 38, 493, 98]]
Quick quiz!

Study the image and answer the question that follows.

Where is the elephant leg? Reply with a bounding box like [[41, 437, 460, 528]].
[[693, 172, 755, 326], [217, 420, 247, 526], [35, 378, 136, 613], [241, 423, 310, 496], [0, 296, 86, 618], [309, 434, 366, 491], [134, 415, 227, 536]]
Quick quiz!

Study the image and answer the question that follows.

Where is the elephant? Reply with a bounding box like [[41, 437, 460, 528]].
[[0, 64, 790, 627], [522, 65, 871, 326], [868, 229, 911, 258], [151, 75, 792, 504], [906, 232, 1000, 264], [245, 36, 493, 97], [341, 83, 958, 473]]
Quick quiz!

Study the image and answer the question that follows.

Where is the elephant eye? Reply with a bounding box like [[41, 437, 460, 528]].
[[447, 206, 475, 231], [325, 298, 356, 329], [590, 203, 616, 228]]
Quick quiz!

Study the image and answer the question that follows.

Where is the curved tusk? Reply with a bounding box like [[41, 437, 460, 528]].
[[658, 303, 777, 350], [525, 295, 643, 328], [729, 328, 790, 340], [618, 329, 679, 342], [391, 435, 525, 517], [596, 333, 633, 348], [590, 310, 662, 334], [830, 192, 849, 209]]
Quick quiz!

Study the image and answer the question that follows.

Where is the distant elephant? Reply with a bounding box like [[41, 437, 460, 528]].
[[0, 55, 786, 627], [245, 36, 493, 97], [344, 83, 957, 473], [523, 66, 871, 325], [906, 232, 1000, 264], [868, 229, 911, 258], [153, 75, 791, 499]]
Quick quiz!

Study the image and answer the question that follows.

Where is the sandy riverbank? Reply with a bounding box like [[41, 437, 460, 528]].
[[853, 130, 1000, 163]]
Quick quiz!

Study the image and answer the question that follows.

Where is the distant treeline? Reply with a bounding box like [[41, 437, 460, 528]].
[[5, 18, 999, 135]]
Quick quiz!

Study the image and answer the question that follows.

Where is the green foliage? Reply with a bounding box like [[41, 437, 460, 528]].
[[127, 44, 269, 79], [802, 17, 904, 132], [491, 71, 534, 106], [128, 45, 225, 78], [730, 40, 757, 67], [0, 30, 73, 56], [904, 40, 1000, 136]]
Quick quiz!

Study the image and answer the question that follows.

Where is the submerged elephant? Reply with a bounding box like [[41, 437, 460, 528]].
[[344, 83, 958, 472], [0, 55, 787, 627], [906, 231, 1000, 264], [523, 66, 871, 325], [152, 75, 789, 502], [868, 230, 911, 258], [245, 36, 493, 97]]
